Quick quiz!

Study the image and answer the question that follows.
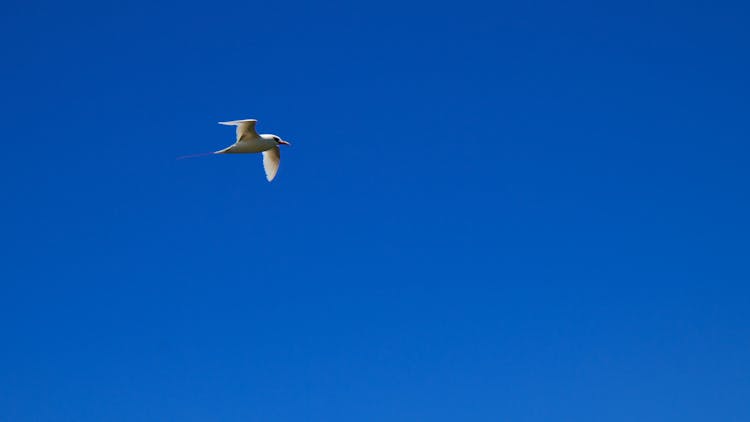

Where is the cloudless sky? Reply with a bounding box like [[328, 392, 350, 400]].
[[1, 0, 749, 420]]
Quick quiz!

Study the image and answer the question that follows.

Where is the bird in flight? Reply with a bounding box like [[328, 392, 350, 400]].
[[215, 119, 291, 182]]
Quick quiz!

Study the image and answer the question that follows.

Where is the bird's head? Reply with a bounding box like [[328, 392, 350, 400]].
[[271, 135, 290, 146]]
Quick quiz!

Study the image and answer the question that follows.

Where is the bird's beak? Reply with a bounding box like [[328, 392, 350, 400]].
[[279, 140, 291, 146]]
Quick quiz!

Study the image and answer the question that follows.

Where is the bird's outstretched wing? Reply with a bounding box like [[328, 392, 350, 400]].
[[218, 119, 259, 142], [262, 146, 281, 182]]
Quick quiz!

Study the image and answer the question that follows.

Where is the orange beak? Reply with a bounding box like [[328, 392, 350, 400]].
[[278, 140, 291, 146]]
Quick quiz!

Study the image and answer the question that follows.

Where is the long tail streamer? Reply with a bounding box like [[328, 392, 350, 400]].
[[176, 152, 216, 160]]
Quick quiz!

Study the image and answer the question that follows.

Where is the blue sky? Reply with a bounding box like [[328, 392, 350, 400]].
[[1, 0, 749, 420]]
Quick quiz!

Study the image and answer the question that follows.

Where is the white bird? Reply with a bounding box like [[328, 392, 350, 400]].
[[214, 119, 291, 182]]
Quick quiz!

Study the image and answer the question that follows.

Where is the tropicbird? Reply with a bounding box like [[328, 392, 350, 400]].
[[214, 119, 291, 182]]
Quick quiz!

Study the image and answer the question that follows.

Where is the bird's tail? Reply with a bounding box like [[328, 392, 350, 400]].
[[176, 151, 217, 160]]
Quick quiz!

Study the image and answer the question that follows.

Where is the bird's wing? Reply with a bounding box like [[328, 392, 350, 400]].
[[262, 146, 281, 182], [218, 119, 259, 142]]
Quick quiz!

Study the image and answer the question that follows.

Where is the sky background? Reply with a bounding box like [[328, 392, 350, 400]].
[[1, 0, 749, 420]]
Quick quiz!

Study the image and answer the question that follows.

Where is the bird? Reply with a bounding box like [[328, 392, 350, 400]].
[[214, 119, 291, 182]]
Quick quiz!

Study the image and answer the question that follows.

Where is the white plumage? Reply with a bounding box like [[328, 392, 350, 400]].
[[214, 119, 291, 182]]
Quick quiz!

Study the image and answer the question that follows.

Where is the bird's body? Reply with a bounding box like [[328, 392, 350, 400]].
[[215, 134, 278, 154], [214, 119, 290, 181]]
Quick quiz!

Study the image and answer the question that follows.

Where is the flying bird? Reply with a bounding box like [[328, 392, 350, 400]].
[[214, 119, 291, 182]]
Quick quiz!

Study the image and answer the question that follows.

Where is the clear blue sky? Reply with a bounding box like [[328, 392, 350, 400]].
[[1, 0, 749, 420]]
